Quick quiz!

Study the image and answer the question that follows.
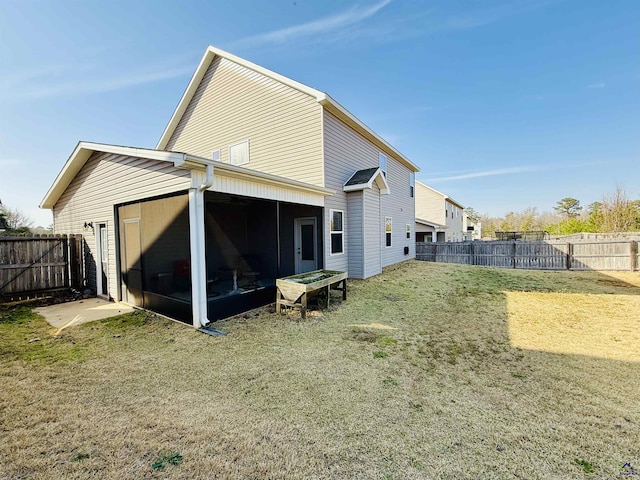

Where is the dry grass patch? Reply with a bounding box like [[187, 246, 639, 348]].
[[1, 261, 638, 479]]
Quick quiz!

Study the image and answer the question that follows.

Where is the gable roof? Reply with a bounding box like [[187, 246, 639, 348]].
[[343, 167, 390, 194], [156, 46, 419, 173], [416, 218, 446, 229], [40, 142, 333, 209], [416, 181, 464, 209]]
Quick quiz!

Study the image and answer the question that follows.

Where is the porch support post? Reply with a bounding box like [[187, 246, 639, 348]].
[[189, 170, 208, 328]]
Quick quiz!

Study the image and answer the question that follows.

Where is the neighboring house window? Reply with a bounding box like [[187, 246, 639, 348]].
[[379, 152, 387, 177], [385, 217, 392, 247], [229, 140, 249, 166], [211, 149, 221, 162], [406, 224, 411, 239], [409, 172, 415, 198], [330, 210, 344, 254], [445, 208, 448, 217]]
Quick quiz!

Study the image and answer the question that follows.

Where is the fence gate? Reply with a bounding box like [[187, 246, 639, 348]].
[[0, 234, 84, 302]]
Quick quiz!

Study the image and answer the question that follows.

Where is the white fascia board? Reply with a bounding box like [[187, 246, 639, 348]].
[[416, 218, 446, 229], [40, 142, 186, 209], [342, 167, 390, 195], [319, 93, 419, 173]]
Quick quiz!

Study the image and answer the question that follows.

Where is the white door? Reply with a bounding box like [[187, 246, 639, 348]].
[[294, 218, 317, 274]]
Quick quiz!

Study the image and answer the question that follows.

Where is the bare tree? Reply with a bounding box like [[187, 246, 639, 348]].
[[600, 187, 638, 232], [0, 203, 34, 234]]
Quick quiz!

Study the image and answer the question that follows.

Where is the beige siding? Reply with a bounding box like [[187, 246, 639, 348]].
[[415, 183, 466, 241], [166, 57, 324, 186], [323, 111, 415, 275], [53, 152, 191, 299], [415, 182, 445, 225]]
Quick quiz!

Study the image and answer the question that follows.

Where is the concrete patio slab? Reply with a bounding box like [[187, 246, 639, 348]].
[[35, 298, 135, 331]]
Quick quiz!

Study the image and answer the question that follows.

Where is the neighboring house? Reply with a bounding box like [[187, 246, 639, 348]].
[[415, 219, 445, 243], [463, 214, 482, 241], [415, 181, 464, 242], [40, 46, 419, 328]]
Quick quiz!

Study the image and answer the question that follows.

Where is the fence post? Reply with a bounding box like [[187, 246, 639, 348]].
[[68, 234, 84, 289], [631, 241, 638, 272], [512, 241, 516, 268], [470, 241, 475, 266], [566, 242, 572, 270]]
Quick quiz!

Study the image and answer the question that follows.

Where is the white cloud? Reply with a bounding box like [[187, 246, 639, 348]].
[[427, 165, 547, 182], [2, 60, 193, 102], [442, 0, 557, 31], [229, 0, 392, 49], [426, 161, 604, 182]]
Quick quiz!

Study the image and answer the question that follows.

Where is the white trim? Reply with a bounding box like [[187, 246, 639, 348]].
[[40, 142, 187, 209], [379, 152, 387, 177], [189, 176, 208, 328], [343, 167, 390, 195], [329, 209, 345, 256], [294, 217, 318, 273], [385, 216, 392, 248], [41, 142, 334, 210], [410, 172, 415, 198], [415, 218, 446, 229], [95, 222, 108, 297]]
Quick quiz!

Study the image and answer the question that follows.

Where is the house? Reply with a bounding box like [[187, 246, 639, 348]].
[[40, 46, 419, 328], [463, 213, 482, 241], [415, 181, 464, 242]]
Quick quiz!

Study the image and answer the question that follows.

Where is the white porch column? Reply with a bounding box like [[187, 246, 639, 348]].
[[189, 170, 208, 328]]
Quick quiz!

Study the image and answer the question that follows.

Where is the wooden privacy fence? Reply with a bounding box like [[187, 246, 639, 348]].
[[0, 234, 84, 301], [416, 240, 639, 271]]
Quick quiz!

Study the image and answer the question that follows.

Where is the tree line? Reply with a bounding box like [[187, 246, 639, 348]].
[[473, 187, 640, 238]]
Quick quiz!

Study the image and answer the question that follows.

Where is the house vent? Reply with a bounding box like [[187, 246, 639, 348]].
[[211, 149, 221, 161]]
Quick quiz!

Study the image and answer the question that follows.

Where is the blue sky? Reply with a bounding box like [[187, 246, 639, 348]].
[[1, 0, 638, 227]]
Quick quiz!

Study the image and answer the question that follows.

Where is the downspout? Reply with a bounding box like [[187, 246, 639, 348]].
[[200, 164, 214, 191], [187, 163, 214, 329]]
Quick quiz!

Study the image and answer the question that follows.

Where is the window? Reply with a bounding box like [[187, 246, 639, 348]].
[[409, 172, 415, 198], [379, 152, 387, 177], [385, 216, 392, 247], [330, 210, 344, 254], [229, 140, 249, 166], [211, 149, 221, 162], [406, 224, 411, 239]]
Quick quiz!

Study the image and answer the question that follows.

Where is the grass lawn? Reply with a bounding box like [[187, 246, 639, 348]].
[[1, 260, 638, 479]]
